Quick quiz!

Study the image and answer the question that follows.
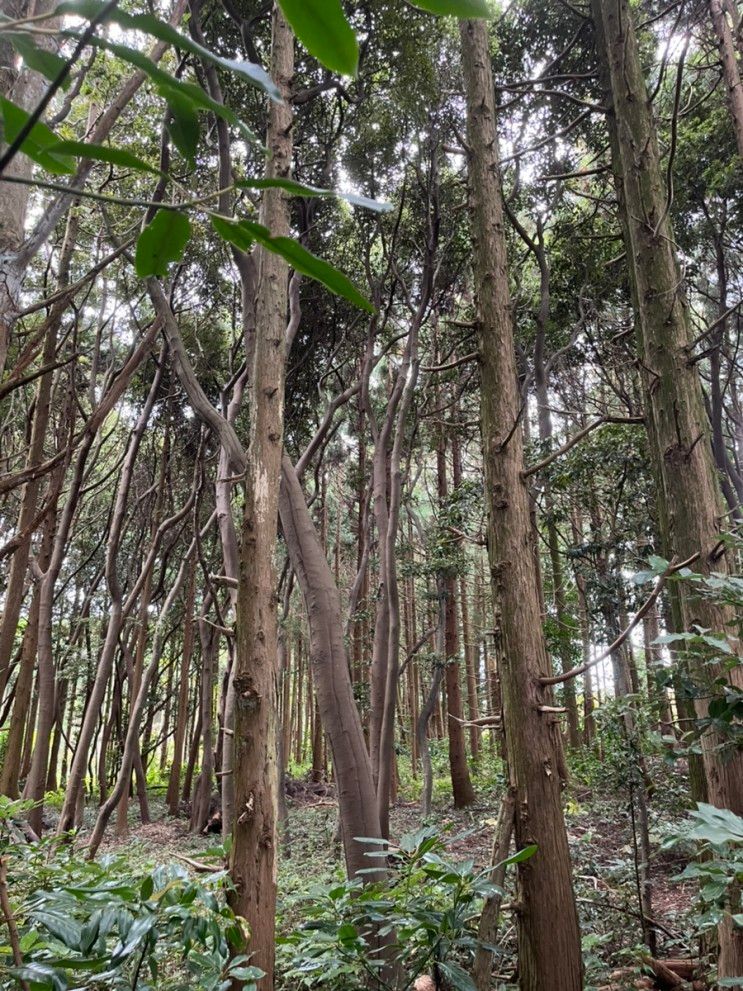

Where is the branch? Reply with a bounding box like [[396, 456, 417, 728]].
[[148, 278, 246, 473], [0, 858, 29, 991], [540, 554, 700, 686], [522, 415, 644, 478]]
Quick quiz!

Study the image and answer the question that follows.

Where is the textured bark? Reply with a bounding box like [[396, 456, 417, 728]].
[[592, 0, 743, 976], [460, 18, 583, 990], [227, 8, 293, 987], [710, 0, 743, 159], [473, 792, 515, 991]]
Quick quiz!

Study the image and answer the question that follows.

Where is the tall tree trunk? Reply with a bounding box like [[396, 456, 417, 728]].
[[165, 558, 196, 816], [593, 0, 743, 976], [452, 431, 481, 759], [709, 0, 743, 159], [459, 19, 583, 990], [438, 430, 475, 807], [279, 456, 384, 880], [227, 7, 293, 987]]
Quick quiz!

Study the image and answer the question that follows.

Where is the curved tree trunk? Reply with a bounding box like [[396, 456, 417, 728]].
[[279, 456, 384, 880]]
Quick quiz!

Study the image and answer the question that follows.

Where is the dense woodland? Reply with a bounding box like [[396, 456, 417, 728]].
[[0, 0, 742, 988]]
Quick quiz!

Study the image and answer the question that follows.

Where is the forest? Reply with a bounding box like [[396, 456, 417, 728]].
[[0, 0, 742, 988]]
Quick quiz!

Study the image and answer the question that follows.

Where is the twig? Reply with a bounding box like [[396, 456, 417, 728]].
[[0, 857, 30, 991], [540, 553, 700, 686], [173, 852, 223, 873]]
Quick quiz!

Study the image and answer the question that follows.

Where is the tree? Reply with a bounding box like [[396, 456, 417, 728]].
[[459, 16, 583, 990]]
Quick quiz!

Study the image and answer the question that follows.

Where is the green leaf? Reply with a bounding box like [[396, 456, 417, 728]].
[[4, 32, 70, 87], [237, 177, 392, 213], [0, 96, 75, 174], [33, 909, 82, 950], [55, 0, 282, 100], [9, 962, 68, 991], [501, 844, 538, 866], [135, 210, 191, 278], [167, 94, 200, 163], [211, 216, 374, 312], [46, 140, 159, 174], [439, 961, 478, 991], [111, 914, 156, 963], [72, 36, 262, 150], [410, 0, 490, 14], [140, 875, 154, 900], [277, 0, 358, 76]]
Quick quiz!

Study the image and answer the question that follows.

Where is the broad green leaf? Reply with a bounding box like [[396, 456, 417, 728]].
[[111, 914, 156, 963], [0, 96, 75, 174], [237, 177, 393, 213], [47, 139, 159, 174], [211, 216, 374, 312], [135, 210, 191, 278], [501, 843, 538, 866], [68, 36, 262, 150], [33, 909, 82, 950], [277, 0, 358, 76], [56, 0, 282, 100], [4, 32, 70, 87], [9, 962, 68, 991], [439, 961, 478, 991], [167, 95, 200, 163], [411, 0, 490, 13]]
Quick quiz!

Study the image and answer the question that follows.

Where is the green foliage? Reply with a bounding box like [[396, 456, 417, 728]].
[[277, 0, 359, 77], [411, 0, 490, 14], [664, 804, 743, 940], [277, 826, 531, 990], [0, 825, 259, 991], [135, 211, 191, 278], [56, 0, 282, 100], [0, 96, 75, 173], [637, 552, 743, 755], [211, 216, 374, 312], [0, 30, 69, 87]]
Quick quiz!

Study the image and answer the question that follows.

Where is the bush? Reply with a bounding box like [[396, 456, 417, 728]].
[[277, 825, 533, 991], [0, 798, 259, 991]]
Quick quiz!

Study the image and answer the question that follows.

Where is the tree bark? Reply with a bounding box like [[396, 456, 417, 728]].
[[592, 0, 743, 975], [227, 7, 293, 987], [459, 18, 583, 990], [167, 558, 197, 815], [710, 0, 743, 159]]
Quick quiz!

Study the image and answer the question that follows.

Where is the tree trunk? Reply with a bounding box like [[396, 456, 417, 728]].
[[227, 8, 293, 987], [459, 18, 583, 990], [593, 0, 743, 975], [709, 0, 743, 159], [167, 560, 196, 815], [279, 456, 384, 880]]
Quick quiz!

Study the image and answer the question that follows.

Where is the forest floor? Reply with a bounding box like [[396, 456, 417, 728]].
[[77, 752, 701, 991]]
